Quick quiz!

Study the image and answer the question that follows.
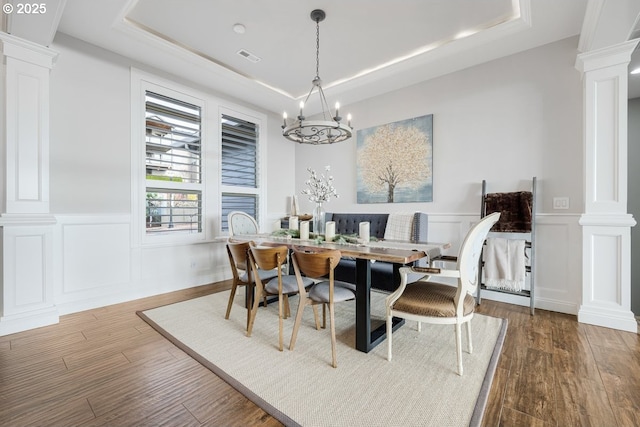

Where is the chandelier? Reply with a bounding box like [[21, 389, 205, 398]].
[[282, 9, 352, 145]]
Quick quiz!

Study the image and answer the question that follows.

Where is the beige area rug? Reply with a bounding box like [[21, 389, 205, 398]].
[[139, 290, 507, 427]]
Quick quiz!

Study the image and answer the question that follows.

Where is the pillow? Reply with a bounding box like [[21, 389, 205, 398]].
[[383, 212, 415, 241]]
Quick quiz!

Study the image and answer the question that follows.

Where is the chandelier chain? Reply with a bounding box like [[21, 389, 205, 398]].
[[315, 19, 320, 78]]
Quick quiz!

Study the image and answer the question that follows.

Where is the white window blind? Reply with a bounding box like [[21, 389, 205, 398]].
[[145, 91, 202, 234], [221, 114, 259, 231]]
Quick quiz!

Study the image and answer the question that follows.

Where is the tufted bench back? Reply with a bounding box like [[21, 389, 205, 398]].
[[326, 213, 389, 239], [326, 212, 428, 242]]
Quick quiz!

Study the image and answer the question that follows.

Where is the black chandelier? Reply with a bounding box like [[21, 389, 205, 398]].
[[282, 9, 352, 145]]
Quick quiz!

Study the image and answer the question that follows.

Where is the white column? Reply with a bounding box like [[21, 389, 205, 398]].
[[0, 34, 59, 335], [575, 40, 638, 333]]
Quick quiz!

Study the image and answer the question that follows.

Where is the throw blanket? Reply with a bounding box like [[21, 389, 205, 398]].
[[484, 191, 533, 232], [483, 237, 525, 292], [384, 212, 415, 241]]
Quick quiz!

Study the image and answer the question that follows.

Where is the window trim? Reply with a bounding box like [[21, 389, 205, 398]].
[[130, 69, 268, 246], [131, 70, 208, 246]]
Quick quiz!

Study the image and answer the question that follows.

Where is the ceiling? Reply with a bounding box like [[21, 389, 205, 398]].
[[5, 0, 640, 112]]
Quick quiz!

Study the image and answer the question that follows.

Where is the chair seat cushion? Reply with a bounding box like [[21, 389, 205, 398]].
[[392, 282, 475, 317], [265, 275, 314, 295], [309, 281, 356, 303], [240, 268, 278, 283]]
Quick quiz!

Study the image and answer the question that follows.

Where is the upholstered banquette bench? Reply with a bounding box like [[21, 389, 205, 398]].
[[326, 212, 428, 292]]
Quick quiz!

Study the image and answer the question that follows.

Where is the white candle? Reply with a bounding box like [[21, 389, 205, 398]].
[[273, 220, 282, 231], [289, 216, 298, 231], [359, 221, 370, 244], [300, 221, 309, 240], [325, 221, 336, 242]]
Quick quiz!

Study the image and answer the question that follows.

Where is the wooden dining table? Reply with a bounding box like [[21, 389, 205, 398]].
[[229, 234, 449, 353]]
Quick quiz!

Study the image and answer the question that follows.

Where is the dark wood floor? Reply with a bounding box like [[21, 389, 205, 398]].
[[1, 281, 638, 426]]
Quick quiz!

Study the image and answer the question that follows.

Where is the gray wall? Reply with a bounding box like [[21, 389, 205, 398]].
[[629, 98, 640, 316]]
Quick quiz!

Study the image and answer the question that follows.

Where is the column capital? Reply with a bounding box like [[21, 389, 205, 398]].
[[0, 33, 58, 69], [575, 38, 639, 74]]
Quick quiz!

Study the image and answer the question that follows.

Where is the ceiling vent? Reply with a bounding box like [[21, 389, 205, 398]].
[[237, 49, 261, 63]]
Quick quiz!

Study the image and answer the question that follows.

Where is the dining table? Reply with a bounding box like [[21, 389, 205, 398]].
[[229, 233, 450, 353]]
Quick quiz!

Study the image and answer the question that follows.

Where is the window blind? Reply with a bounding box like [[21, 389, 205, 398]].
[[221, 114, 257, 187], [221, 194, 258, 231], [221, 113, 259, 231]]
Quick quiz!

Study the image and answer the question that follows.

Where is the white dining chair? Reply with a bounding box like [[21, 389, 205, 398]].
[[385, 212, 501, 375], [228, 211, 259, 236]]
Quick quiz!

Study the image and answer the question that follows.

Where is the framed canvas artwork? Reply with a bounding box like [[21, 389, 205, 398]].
[[356, 114, 433, 203]]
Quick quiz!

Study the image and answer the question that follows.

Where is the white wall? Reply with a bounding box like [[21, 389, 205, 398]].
[[47, 34, 296, 315], [294, 36, 583, 215], [294, 36, 584, 314], [42, 33, 583, 318]]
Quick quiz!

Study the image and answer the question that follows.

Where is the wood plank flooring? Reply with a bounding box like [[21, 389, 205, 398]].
[[1, 282, 638, 426]]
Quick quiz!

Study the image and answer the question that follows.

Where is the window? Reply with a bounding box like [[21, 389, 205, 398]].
[[220, 113, 259, 231], [133, 70, 267, 243], [145, 91, 202, 235]]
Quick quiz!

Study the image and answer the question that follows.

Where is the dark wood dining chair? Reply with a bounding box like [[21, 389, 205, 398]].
[[289, 249, 356, 368], [246, 245, 314, 351], [225, 240, 278, 330], [385, 212, 501, 375]]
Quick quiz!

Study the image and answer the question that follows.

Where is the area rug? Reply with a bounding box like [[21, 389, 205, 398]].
[[139, 290, 507, 427]]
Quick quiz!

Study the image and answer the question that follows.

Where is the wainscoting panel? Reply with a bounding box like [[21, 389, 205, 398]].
[[62, 222, 131, 294], [49, 213, 581, 321], [427, 213, 581, 315], [54, 215, 230, 316], [54, 215, 133, 313]]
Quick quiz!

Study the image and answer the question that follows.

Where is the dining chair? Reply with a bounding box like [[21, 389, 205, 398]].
[[246, 245, 314, 351], [385, 212, 501, 375], [289, 249, 356, 368], [228, 211, 259, 236], [225, 240, 279, 330]]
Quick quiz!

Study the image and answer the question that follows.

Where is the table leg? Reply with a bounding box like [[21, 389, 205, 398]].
[[355, 259, 404, 352], [355, 258, 371, 352]]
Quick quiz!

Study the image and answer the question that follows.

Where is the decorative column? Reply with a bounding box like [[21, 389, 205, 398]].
[[0, 34, 58, 335], [575, 39, 638, 333]]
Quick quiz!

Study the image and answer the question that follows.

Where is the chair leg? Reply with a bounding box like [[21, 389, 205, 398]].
[[246, 287, 263, 338], [455, 323, 463, 376], [284, 294, 291, 319], [311, 304, 321, 330], [289, 295, 307, 351], [278, 291, 284, 351], [225, 283, 238, 320], [466, 321, 473, 354], [322, 303, 327, 329], [329, 303, 337, 368]]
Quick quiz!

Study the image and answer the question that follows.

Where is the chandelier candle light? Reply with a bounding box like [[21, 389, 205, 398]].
[[282, 9, 353, 145]]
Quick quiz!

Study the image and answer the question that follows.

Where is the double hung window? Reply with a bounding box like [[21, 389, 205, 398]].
[[145, 91, 202, 235], [133, 71, 266, 242]]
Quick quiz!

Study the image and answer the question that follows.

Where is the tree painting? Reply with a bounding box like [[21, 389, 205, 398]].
[[357, 114, 433, 203]]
